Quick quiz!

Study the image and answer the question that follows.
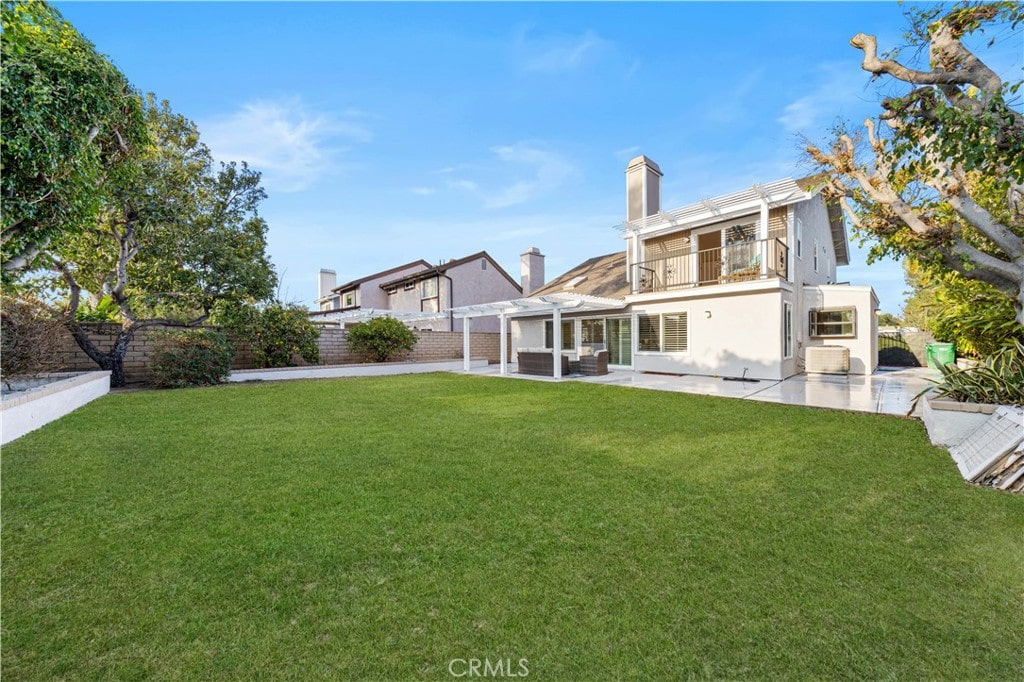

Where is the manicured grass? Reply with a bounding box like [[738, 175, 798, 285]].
[[2, 374, 1022, 679]]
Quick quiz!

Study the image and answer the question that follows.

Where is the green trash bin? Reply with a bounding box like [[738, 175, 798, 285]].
[[925, 342, 956, 369]]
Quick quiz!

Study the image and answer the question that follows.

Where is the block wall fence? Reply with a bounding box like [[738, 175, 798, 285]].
[[57, 324, 506, 384]]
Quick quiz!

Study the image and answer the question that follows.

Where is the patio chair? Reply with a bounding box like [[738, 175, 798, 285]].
[[580, 349, 609, 376]]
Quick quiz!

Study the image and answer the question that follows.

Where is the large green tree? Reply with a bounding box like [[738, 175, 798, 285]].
[[49, 97, 277, 386], [808, 2, 1024, 326], [1, 0, 146, 278]]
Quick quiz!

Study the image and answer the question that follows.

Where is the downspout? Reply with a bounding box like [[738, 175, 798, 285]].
[[444, 273, 454, 332]]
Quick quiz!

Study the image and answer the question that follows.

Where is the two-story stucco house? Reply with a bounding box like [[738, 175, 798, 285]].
[[315, 251, 526, 333], [485, 156, 877, 380]]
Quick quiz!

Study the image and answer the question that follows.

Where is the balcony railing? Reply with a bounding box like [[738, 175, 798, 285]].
[[633, 238, 788, 294]]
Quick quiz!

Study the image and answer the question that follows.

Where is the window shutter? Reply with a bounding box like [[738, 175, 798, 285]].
[[645, 233, 690, 258], [662, 313, 688, 351]]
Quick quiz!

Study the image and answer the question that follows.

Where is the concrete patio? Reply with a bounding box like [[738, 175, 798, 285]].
[[460, 364, 940, 417]]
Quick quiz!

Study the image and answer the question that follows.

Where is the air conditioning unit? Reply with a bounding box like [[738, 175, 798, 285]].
[[805, 345, 850, 375]]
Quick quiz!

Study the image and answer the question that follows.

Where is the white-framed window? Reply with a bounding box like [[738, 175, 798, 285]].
[[544, 320, 575, 350], [783, 302, 793, 358], [480, 259, 487, 270], [809, 307, 856, 338], [344, 292, 354, 307], [421, 277, 438, 299], [813, 240, 819, 272], [404, 281, 416, 291], [637, 312, 688, 352], [581, 319, 604, 346], [795, 217, 803, 259]]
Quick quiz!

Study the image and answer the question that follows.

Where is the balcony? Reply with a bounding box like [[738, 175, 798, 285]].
[[633, 238, 788, 294]]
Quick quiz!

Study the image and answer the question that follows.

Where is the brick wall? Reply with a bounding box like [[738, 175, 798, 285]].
[[57, 324, 505, 384]]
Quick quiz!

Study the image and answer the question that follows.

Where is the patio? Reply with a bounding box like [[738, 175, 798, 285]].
[[460, 364, 939, 417]]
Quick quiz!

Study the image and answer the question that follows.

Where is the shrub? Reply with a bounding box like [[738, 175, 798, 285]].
[[925, 339, 1024, 406], [150, 329, 234, 389], [213, 301, 320, 368], [347, 316, 417, 363], [0, 295, 66, 385]]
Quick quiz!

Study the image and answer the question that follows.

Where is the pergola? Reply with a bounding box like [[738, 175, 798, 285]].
[[312, 309, 449, 327], [448, 293, 626, 378]]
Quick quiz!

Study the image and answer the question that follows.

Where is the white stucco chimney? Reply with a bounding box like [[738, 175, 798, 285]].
[[520, 247, 545, 295], [625, 155, 662, 221], [318, 268, 337, 300]]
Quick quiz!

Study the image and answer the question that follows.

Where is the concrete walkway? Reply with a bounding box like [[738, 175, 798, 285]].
[[459, 364, 940, 417]]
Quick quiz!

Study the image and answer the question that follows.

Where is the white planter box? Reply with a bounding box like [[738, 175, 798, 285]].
[[2, 371, 111, 445]]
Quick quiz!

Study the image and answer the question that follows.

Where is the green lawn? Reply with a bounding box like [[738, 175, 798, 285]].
[[2, 374, 1022, 680]]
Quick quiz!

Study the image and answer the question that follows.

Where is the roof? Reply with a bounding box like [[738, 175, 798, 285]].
[[530, 252, 629, 299], [379, 250, 522, 292], [332, 259, 432, 294]]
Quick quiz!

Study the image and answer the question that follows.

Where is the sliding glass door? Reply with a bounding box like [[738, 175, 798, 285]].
[[606, 317, 632, 367]]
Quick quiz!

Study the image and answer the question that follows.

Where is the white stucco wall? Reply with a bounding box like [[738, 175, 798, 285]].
[[632, 290, 788, 380], [802, 285, 879, 375]]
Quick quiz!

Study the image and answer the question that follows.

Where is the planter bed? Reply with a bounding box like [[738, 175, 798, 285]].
[[1, 371, 111, 445]]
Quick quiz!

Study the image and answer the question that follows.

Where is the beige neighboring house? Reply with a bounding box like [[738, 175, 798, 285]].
[[456, 155, 878, 380], [314, 250, 532, 333]]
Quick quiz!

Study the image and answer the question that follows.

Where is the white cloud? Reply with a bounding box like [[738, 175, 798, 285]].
[[777, 63, 872, 135], [201, 98, 373, 192], [444, 142, 577, 210], [410, 187, 435, 196], [513, 27, 610, 73]]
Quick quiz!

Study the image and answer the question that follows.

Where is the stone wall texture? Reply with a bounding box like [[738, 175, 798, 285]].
[[57, 324, 504, 384]]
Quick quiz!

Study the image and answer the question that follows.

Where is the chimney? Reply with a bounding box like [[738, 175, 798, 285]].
[[625, 155, 662, 221], [520, 247, 545, 295], [318, 268, 337, 300]]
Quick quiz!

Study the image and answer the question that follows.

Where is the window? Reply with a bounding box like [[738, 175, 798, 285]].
[[783, 302, 793, 358], [638, 312, 688, 352], [421, 278, 437, 299], [481, 259, 487, 270], [581, 319, 604, 345], [404, 281, 416, 291], [795, 217, 803, 258], [344, 292, 354, 307], [544, 320, 575, 350], [809, 307, 856, 338], [813, 240, 819, 272]]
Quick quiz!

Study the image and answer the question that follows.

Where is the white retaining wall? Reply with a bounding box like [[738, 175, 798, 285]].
[[1, 371, 111, 445]]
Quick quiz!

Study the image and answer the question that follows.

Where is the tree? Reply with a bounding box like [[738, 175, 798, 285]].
[[213, 301, 320, 369], [1, 0, 147, 278], [807, 2, 1024, 326], [878, 312, 902, 326], [347, 317, 417, 363], [0, 294, 66, 386], [46, 96, 277, 386], [902, 259, 1022, 356]]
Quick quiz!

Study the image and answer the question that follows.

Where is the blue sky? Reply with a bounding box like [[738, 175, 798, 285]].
[[54, 2, 1021, 314]]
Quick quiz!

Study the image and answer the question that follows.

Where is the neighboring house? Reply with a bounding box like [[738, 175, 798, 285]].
[[315, 260, 431, 313], [504, 155, 877, 379], [315, 250, 531, 333]]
